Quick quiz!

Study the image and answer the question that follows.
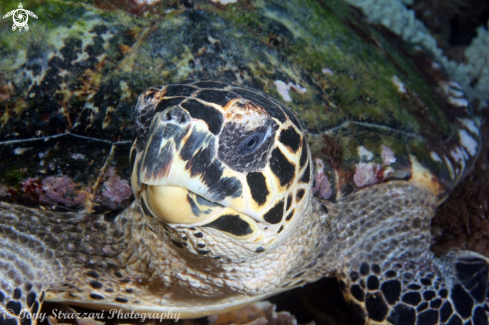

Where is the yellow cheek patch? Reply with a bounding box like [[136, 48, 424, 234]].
[[140, 184, 260, 241], [141, 185, 259, 241], [142, 185, 222, 224]]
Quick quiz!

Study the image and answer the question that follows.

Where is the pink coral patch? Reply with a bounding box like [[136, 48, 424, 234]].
[[22, 176, 89, 207], [313, 158, 332, 199], [102, 167, 132, 203], [354, 162, 381, 188], [381, 145, 396, 165], [40, 176, 88, 206]]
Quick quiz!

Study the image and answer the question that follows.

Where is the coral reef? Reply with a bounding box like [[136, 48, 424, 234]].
[[344, 0, 489, 109]]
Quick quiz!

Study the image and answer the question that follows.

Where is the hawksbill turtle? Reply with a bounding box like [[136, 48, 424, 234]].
[[0, 0, 487, 324]]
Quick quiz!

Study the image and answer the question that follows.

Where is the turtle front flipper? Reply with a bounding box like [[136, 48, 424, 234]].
[[329, 182, 489, 325], [338, 250, 489, 325], [0, 205, 50, 325]]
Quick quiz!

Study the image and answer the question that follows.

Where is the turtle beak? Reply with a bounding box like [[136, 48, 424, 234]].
[[132, 109, 247, 228]]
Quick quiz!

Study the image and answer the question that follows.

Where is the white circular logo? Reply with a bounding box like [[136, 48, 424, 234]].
[[2, 3, 38, 32]]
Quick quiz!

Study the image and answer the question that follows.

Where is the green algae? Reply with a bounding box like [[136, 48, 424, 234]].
[[0, 0, 477, 198]]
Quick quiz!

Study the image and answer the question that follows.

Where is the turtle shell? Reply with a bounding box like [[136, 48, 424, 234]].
[[0, 0, 479, 213]]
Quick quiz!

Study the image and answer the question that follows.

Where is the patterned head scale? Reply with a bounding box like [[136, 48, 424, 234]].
[[130, 81, 312, 260]]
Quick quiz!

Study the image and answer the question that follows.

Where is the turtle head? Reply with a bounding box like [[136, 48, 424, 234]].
[[130, 81, 312, 261]]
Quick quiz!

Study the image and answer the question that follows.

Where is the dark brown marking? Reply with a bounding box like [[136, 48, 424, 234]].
[[367, 276, 379, 290], [89, 281, 104, 289], [140, 197, 155, 220], [285, 210, 294, 221], [21, 314, 32, 325], [430, 298, 442, 308], [203, 214, 253, 237], [360, 262, 369, 276], [416, 309, 438, 325], [296, 189, 305, 202], [279, 127, 301, 152], [171, 239, 183, 248], [447, 315, 463, 324], [473, 306, 487, 325], [365, 293, 388, 322], [417, 302, 428, 312], [183, 136, 242, 200], [455, 258, 488, 303], [26, 292, 36, 307], [180, 128, 208, 161], [155, 97, 184, 113], [270, 148, 295, 187], [264, 200, 284, 224], [164, 85, 197, 97], [385, 270, 396, 278], [321, 204, 328, 214], [371, 264, 381, 274], [85, 270, 100, 279], [350, 271, 359, 281], [381, 280, 401, 305], [423, 290, 436, 301], [389, 304, 415, 325], [451, 283, 473, 318], [246, 172, 269, 206], [440, 301, 453, 323], [90, 293, 105, 300], [277, 225, 284, 233], [351, 284, 365, 302], [402, 292, 421, 306], [407, 284, 421, 290], [31, 301, 39, 314], [300, 163, 310, 183], [255, 247, 265, 253], [181, 99, 223, 135], [13, 288, 21, 299], [286, 194, 292, 211], [293, 271, 305, 279], [299, 139, 308, 168], [6, 301, 21, 315], [196, 89, 239, 107], [115, 297, 128, 303]]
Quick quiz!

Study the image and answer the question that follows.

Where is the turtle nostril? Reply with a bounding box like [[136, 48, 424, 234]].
[[163, 108, 189, 125]]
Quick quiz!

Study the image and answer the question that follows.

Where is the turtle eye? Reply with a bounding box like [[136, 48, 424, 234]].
[[237, 132, 267, 155]]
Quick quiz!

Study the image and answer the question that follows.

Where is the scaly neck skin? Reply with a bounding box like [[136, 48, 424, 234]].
[[118, 193, 332, 300], [0, 196, 330, 315], [313, 181, 438, 278]]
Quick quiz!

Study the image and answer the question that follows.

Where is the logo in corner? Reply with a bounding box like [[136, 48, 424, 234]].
[[3, 3, 38, 32]]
